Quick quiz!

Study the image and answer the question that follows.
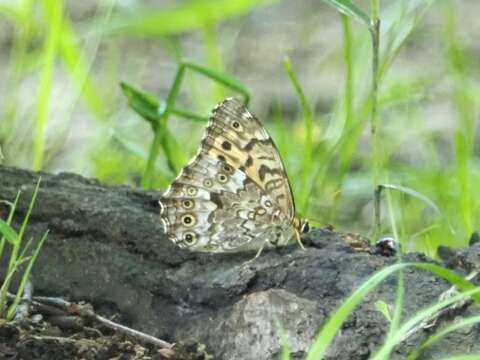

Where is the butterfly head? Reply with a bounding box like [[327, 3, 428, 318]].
[[293, 217, 310, 234], [299, 219, 310, 234], [290, 217, 309, 250]]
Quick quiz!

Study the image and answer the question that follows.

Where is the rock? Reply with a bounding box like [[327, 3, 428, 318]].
[[0, 164, 479, 359]]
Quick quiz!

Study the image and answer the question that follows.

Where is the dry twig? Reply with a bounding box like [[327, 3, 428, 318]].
[[7, 292, 174, 351]]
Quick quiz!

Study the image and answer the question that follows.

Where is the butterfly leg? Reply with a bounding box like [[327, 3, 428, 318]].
[[295, 229, 306, 250], [242, 240, 269, 265]]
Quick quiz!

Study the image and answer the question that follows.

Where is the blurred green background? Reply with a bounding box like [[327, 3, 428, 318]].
[[0, 0, 478, 256]]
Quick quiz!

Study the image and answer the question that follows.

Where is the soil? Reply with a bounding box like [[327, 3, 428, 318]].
[[1, 165, 480, 360], [0, 317, 164, 360]]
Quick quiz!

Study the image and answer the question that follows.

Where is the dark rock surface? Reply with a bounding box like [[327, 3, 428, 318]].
[[0, 165, 479, 359]]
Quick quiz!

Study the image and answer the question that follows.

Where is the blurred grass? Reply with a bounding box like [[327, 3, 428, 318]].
[[122, 61, 250, 188], [32, 0, 63, 170], [303, 262, 480, 360], [283, 56, 314, 214], [0, 0, 479, 256], [2, 1, 480, 356], [88, 0, 278, 36], [406, 313, 480, 359]]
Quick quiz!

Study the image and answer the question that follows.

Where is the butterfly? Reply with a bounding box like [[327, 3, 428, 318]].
[[159, 98, 309, 255]]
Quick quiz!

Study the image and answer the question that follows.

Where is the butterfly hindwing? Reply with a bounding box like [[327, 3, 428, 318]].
[[159, 153, 294, 252]]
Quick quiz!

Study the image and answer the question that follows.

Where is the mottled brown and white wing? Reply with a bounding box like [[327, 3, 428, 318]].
[[159, 98, 302, 253], [200, 98, 296, 218], [159, 154, 295, 252]]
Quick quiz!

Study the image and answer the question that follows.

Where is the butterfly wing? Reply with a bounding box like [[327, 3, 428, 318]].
[[200, 98, 296, 219], [159, 98, 300, 252], [159, 154, 295, 252]]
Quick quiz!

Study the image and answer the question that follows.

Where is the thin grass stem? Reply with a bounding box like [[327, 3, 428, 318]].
[[283, 56, 314, 214], [33, 0, 64, 170]]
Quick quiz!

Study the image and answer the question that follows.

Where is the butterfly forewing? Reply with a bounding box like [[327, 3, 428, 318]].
[[201, 98, 296, 218]]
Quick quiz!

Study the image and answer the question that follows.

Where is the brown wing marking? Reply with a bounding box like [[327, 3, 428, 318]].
[[200, 98, 296, 218]]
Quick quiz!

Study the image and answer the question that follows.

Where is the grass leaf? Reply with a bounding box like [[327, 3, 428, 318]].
[[59, 14, 107, 119], [91, 0, 278, 36], [375, 300, 392, 322], [380, 183, 442, 216], [33, 0, 64, 170], [0, 219, 19, 246], [283, 56, 314, 214], [7, 230, 49, 320], [371, 286, 480, 360], [305, 262, 409, 360], [322, 0, 370, 26], [306, 262, 479, 359], [183, 62, 250, 104], [138, 61, 250, 188], [120, 82, 160, 128], [407, 313, 480, 360]]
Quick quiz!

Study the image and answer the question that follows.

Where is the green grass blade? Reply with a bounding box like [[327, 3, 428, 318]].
[[283, 57, 314, 214], [305, 262, 409, 360], [275, 321, 291, 360], [322, 0, 370, 26], [371, 286, 480, 360], [454, 131, 472, 235], [33, 0, 64, 170], [369, 3, 381, 237], [0, 4, 25, 23], [326, 1, 436, 214], [0, 191, 21, 258], [380, 1, 435, 77], [7, 230, 48, 320], [407, 314, 480, 360], [142, 64, 186, 187], [184, 62, 250, 104], [121, 82, 210, 124], [380, 183, 441, 216], [375, 300, 392, 322], [17, 178, 41, 242], [171, 107, 209, 123], [0, 219, 20, 246], [0, 256, 31, 317], [372, 262, 480, 360], [0, 0, 35, 149], [121, 81, 188, 180], [316, 14, 355, 223], [386, 269, 404, 340], [384, 189, 404, 338], [59, 14, 107, 119], [6, 178, 41, 277], [16, 237, 35, 267], [138, 61, 250, 188], [412, 263, 480, 302], [201, 23, 226, 101], [370, 0, 379, 20], [306, 262, 479, 359], [120, 82, 160, 128], [91, 0, 278, 36], [341, 15, 354, 134]]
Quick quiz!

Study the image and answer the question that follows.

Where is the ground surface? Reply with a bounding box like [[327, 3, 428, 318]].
[[1, 165, 480, 359], [0, 318, 162, 360]]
